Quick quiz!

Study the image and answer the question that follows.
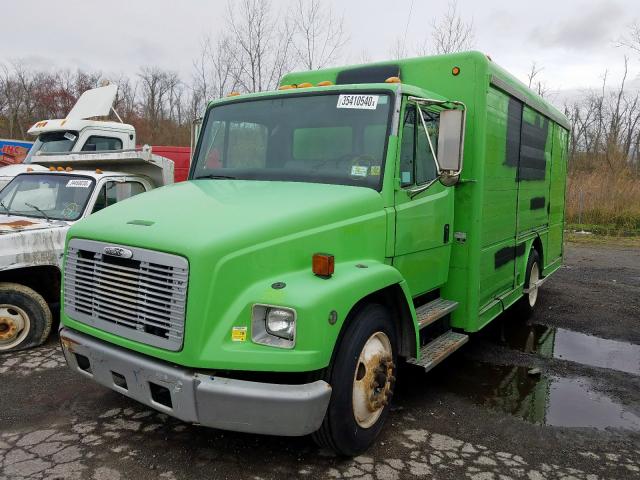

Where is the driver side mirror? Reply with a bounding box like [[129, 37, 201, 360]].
[[437, 109, 465, 185]]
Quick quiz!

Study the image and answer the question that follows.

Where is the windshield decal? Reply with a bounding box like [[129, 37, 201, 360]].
[[351, 165, 368, 177], [337, 94, 379, 110], [66, 179, 92, 188]]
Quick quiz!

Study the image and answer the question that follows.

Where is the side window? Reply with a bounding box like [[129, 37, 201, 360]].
[[81, 136, 123, 152], [399, 105, 439, 187], [399, 108, 416, 186], [92, 181, 145, 213], [415, 108, 439, 185]]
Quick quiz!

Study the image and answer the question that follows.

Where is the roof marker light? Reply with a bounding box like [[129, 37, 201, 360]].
[[57, 166, 64, 171], [279, 84, 296, 90], [65, 167, 73, 172], [95, 168, 103, 174], [227, 91, 241, 97], [49, 166, 55, 171], [385, 76, 401, 84], [317, 81, 333, 87], [297, 82, 313, 88]]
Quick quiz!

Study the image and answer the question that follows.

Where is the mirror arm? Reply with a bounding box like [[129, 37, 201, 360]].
[[407, 178, 438, 199], [416, 106, 441, 176]]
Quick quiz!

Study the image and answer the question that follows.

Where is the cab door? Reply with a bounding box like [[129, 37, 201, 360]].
[[392, 103, 454, 296]]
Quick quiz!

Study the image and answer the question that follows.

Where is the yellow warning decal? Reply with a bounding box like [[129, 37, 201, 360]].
[[231, 326, 247, 342]]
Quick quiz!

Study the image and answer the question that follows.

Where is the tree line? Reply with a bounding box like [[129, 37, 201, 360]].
[[1, 0, 640, 178]]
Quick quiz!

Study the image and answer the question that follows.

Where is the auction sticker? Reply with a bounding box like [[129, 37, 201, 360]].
[[351, 165, 368, 177], [337, 94, 379, 110], [66, 179, 92, 188], [231, 326, 247, 342]]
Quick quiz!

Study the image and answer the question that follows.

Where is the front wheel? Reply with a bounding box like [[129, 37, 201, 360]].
[[0, 283, 52, 352], [313, 304, 397, 456]]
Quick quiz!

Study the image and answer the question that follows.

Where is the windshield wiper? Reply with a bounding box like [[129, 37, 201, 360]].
[[195, 174, 237, 180], [0, 201, 9, 216], [24, 202, 51, 222]]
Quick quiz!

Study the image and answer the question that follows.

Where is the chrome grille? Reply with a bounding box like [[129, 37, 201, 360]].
[[64, 238, 188, 351]]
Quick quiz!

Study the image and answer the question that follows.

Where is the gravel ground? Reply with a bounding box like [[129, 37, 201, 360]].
[[1, 241, 639, 480]]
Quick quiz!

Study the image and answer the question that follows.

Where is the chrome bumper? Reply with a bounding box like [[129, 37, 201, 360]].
[[59, 328, 332, 436]]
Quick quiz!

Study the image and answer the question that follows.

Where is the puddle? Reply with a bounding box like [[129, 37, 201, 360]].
[[495, 323, 640, 376], [439, 362, 640, 430]]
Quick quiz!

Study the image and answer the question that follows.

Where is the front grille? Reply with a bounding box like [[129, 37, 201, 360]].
[[64, 238, 188, 351]]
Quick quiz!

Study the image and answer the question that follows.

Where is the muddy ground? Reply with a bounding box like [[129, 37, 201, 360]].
[[1, 242, 639, 480]]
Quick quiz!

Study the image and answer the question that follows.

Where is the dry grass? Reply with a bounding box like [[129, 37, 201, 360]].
[[566, 168, 640, 234]]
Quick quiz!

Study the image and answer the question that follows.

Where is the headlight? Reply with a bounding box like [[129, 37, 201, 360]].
[[252, 304, 296, 348]]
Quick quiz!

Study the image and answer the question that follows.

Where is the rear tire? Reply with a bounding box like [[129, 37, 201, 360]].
[[312, 304, 397, 456], [518, 250, 541, 316], [0, 283, 52, 352]]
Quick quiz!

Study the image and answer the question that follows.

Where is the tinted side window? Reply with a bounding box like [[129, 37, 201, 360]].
[[92, 181, 145, 213], [81, 136, 123, 152]]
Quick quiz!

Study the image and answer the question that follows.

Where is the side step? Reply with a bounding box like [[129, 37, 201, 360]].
[[407, 330, 469, 372], [415, 298, 458, 329]]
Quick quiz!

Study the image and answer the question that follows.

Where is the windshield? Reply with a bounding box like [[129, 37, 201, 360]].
[[192, 92, 392, 190], [23, 131, 78, 164], [0, 173, 95, 221]]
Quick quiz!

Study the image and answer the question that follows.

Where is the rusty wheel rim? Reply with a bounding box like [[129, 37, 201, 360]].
[[0, 304, 30, 351], [352, 331, 395, 428]]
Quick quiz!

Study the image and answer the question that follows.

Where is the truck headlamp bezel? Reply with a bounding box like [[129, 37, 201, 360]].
[[251, 304, 297, 349]]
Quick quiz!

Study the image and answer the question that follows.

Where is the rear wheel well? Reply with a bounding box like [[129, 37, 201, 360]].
[[333, 284, 416, 363], [0, 266, 61, 304], [531, 236, 544, 270]]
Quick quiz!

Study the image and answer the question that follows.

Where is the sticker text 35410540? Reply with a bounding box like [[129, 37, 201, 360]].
[[337, 94, 379, 110]]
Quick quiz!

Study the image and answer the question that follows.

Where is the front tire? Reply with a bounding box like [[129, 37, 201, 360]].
[[313, 304, 397, 456], [0, 283, 52, 352]]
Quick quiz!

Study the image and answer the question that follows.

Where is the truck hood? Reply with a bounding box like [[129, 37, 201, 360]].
[[68, 180, 385, 255], [0, 215, 70, 270], [0, 215, 68, 235]]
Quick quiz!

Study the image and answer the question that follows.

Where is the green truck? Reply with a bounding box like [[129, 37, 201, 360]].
[[59, 51, 569, 455]]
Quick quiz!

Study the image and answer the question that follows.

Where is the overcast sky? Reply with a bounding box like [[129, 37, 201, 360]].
[[3, 0, 640, 105]]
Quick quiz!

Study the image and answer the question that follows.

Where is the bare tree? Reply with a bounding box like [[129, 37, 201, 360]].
[[426, 1, 474, 55], [526, 61, 549, 98], [192, 34, 239, 114], [226, 0, 293, 93], [618, 21, 640, 55], [389, 36, 409, 60], [291, 0, 348, 70]]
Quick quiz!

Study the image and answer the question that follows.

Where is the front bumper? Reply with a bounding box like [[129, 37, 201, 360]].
[[59, 328, 332, 436]]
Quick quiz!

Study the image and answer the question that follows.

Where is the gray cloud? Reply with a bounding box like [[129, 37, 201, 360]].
[[529, 2, 625, 50]]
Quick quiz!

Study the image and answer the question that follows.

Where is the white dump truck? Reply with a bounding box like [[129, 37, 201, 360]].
[[0, 84, 137, 191], [0, 149, 174, 351]]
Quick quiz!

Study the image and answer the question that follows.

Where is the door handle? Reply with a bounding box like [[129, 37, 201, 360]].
[[443, 224, 450, 243]]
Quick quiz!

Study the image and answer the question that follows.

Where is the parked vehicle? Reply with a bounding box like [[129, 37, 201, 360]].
[[0, 149, 174, 351], [59, 51, 569, 455], [0, 85, 190, 190]]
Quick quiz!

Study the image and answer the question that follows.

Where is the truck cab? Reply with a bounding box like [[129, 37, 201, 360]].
[[0, 85, 136, 190], [58, 52, 569, 455], [0, 149, 173, 351]]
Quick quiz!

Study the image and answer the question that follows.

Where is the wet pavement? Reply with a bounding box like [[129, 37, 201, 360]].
[[1, 241, 639, 479]]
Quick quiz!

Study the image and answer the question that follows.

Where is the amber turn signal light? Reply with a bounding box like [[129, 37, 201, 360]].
[[452, 66, 461, 76], [313, 253, 335, 278]]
